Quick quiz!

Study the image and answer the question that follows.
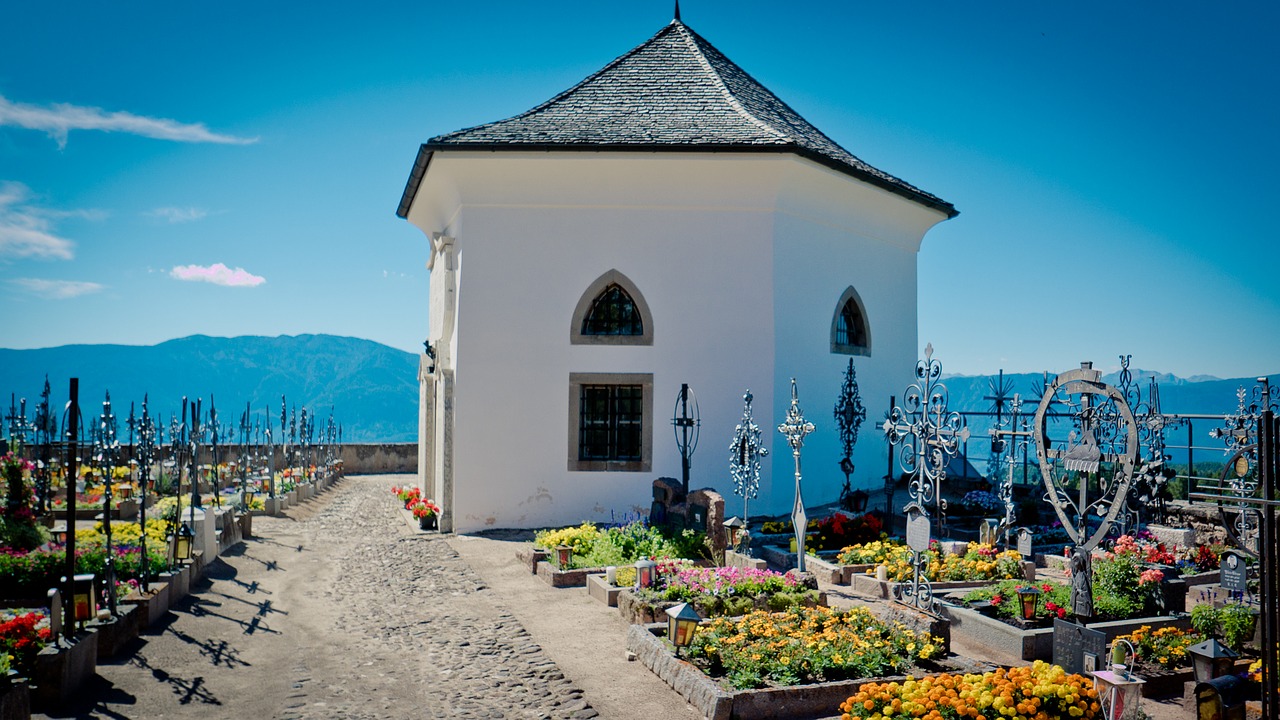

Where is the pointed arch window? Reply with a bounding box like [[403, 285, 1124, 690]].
[[570, 270, 654, 346], [583, 284, 643, 336], [831, 287, 871, 356]]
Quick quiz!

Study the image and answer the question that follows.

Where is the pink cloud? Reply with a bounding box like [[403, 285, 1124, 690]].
[[169, 263, 265, 287]]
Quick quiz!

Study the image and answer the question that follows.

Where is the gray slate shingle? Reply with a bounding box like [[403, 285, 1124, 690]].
[[398, 20, 955, 219]]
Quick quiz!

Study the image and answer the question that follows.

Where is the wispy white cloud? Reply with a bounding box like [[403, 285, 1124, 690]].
[[146, 207, 209, 224], [0, 94, 258, 149], [0, 181, 76, 260], [10, 278, 105, 299], [170, 262, 265, 287]]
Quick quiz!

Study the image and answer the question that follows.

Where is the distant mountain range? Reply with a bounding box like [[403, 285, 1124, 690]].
[[0, 335, 419, 443], [1, 335, 1272, 451], [939, 368, 1278, 467]]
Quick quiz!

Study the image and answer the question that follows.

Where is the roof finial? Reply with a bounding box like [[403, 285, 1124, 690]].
[[674, 0, 681, 22]]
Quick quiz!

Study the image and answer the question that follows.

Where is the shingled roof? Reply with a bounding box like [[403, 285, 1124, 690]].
[[397, 19, 956, 219]]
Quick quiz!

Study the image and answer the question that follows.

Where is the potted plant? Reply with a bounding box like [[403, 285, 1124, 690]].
[[410, 499, 441, 531]]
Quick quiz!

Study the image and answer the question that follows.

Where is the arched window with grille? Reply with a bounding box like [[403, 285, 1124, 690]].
[[570, 270, 654, 346], [831, 287, 871, 356]]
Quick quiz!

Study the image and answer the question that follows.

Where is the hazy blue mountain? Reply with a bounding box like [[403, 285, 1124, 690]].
[[0, 335, 418, 443]]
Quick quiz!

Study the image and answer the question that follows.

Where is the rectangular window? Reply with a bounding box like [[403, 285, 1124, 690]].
[[579, 385, 643, 461], [568, 372, 652, 472]]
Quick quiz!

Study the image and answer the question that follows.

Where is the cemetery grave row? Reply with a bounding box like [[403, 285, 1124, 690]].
[[392, 347, 1279, 719], [0, 377, 347, 716]]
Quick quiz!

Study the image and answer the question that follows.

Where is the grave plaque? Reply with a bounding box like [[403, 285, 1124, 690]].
[[1017, 527, 1033, 557], [1052, 618, 1107, 675], [690, 503, 708, 529], [906, 511, 931, 552], [1220, 550, 1248, 593]]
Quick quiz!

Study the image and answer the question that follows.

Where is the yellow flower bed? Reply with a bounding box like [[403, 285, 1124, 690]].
[[840, 661, 1101, 720], [689, 606, 942, 689], [861, 542, 1024, 583], [532, 522, 600, 555], [76, 518, 170, 548]]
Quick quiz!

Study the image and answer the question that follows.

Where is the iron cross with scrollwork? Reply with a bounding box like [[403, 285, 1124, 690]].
[[729, 390, 768, 521], [833, 358, 866, 511], [778, 379, 815, 574], [882, 344, 969, 615]]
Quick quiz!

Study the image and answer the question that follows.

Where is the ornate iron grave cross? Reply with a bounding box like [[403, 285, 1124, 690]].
[[882, 344, 969, 615], [778, 379, 815, 573], [1201, 379, 1279, 557], [833, 358, 867, 512], [1033, 362, 1138, 619], [672, 384, 700, 496], [728, 391, 768, 523], [1114, 354, 1183, 530], [133, 395, 157, 592], [989, 393, 1031, 549], [92, 392, 121, 616]]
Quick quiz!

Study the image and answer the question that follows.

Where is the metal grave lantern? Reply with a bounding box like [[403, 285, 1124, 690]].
[[1017, 585, 1041, 621], [1090, 639, 1144, 720], [635, 559, 657, 589], [777, 379, 815, 574], [66, 573, 97, 624], [555, 544, 572, 569], [1195, 675, 1248, 720], [51, 523, 68, 545], [1033, 362, 1138, 619], [665, 602, 701, 656], [173, 521, 195, 563], [723, 516, 745, 552], [1188, 637, 1238, 683]]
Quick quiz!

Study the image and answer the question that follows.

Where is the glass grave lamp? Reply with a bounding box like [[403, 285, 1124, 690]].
[[665, 602, 701, 658], [635, 559, 657, 589], [64, 573, 97, 625], [850, 489, 869, 513], [173, 522, 196, 564], [1188, 637, 1238, 683], [554, 544, 572, 569], [723, 517, 745, 550], [1016, 586, 1041, 621], [51, 523, 68, 545]]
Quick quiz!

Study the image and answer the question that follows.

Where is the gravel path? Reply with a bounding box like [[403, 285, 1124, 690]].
[[39, 475, 595, 719]]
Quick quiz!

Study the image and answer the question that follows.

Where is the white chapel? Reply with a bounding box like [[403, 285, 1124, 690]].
[[396, 14, 956, 533]]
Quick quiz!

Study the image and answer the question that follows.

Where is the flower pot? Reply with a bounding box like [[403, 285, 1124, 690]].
[[418, 514, 438, 531]]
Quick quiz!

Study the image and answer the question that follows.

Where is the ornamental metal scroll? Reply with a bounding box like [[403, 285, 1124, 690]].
[[1033, 362, 1138, 553], [1203, 379, 1278, 557], [728, 390, 767, 522], [833, 359, 867, 512], [1115, 355, 1183, 529], [882, 344, 969, 615]]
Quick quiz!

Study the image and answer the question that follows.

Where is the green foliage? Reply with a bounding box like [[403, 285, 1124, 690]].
[[534, 521, 707, 569], [1192, 603, 1258, 651]]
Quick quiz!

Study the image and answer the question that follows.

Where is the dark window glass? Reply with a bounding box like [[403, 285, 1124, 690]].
[[836, 298, 867, 348], [582, 284, 643, 336], [579, 384, 643, 461]]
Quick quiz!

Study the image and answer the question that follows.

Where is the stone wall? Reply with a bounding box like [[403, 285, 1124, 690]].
[[105, 443, 418, 475]]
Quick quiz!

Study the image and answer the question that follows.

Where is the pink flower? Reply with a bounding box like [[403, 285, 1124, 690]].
[[1139, 568, 1164, 585]]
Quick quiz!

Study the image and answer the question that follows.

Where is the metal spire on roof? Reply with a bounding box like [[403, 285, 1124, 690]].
[[674, 0, 681, 22]]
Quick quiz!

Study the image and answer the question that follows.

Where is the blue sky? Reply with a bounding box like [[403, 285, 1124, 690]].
[[1, 1, 1276, 379]]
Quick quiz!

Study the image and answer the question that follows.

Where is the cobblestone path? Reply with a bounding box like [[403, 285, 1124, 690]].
[[44, 475, 595, 720]]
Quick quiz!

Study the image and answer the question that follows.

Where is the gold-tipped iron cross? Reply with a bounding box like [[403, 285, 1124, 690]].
[[777, 379, 815, 573]]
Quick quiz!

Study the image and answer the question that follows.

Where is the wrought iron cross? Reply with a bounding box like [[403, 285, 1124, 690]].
[[728, 390, 767, 520], [833, 358, 866, 510], [882, 344, 968, 615], [672, 384, 700, 496], [778, 378, 815, 573]]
